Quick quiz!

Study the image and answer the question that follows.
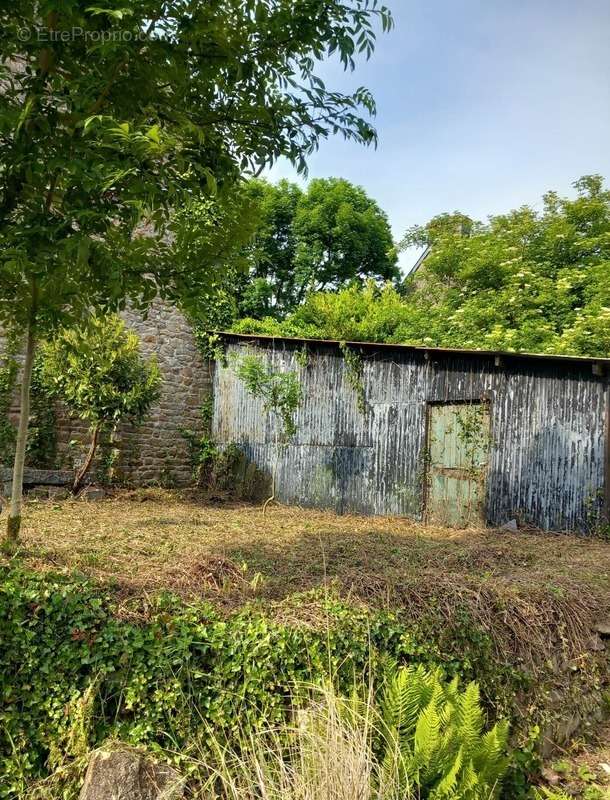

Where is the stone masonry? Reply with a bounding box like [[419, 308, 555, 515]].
[[1, 300, 212, 487]]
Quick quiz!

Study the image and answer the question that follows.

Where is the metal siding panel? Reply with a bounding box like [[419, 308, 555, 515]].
[[212, 341, 607, 532]]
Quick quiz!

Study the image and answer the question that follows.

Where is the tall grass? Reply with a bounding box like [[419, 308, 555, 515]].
[[195, 683, 401, 800], [190, 665, 509, 800]]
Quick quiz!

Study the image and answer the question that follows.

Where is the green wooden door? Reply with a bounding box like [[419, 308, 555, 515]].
[[426, 403, 490, 528]]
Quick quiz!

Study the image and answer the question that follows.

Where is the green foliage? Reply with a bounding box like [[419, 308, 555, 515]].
[[40, 315, 161, 431], [200, 662, 509, 800], [0, 332, 19, 464], [235, 178, 305, 319], [379, 665, 509, 799], [234, 355, 302, 440], [0, 567, 422, 797], [181, 398, 219, 482], [245, 177, 399, 318], [0, 567, 574, 798], [340, 343, 368, 414], [399, 175, 610, 357], [25, 358, 57, 469], [171, 189, 262, 332], [187, 177, 399, 324], [38, 315, 160, 489], [235, 177, 610, 358], [232, 280, 415, 342], [1, 1, 393, 335], [292, 177, 399, 294]]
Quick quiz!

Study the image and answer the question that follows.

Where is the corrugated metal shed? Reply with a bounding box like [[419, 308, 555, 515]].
[[212, 333, 610, 533]]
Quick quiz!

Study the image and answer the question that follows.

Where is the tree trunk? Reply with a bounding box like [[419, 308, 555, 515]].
[[5, 325, 36, 548], [73, 424, 101, 495], [262, 425, 278, 515]]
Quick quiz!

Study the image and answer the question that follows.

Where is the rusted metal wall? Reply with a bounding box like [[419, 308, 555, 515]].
[[212, 337, 608, 532]]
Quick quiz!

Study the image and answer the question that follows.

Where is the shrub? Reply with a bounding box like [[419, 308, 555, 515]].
[[40, 315, 161, 492]]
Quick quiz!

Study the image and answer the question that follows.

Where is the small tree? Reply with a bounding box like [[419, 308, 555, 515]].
[[40, 315, 161, 493], [234, 354, 301, 511]]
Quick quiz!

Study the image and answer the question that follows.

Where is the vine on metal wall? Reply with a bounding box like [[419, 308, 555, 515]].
[[340, 342, 368, 415]]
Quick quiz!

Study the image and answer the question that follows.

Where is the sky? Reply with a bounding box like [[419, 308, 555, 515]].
[[267, 0, 610, 274]]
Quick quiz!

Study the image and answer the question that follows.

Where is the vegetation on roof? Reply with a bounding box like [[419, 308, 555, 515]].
[[231, 176, 610, 359]]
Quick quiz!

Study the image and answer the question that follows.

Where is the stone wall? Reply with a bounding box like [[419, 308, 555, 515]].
[[1, 301, 212, 487]]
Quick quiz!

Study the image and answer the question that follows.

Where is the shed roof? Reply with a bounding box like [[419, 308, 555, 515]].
[[217, 331, 610, 376]]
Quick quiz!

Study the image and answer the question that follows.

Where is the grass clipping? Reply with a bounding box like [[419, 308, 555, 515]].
[[12, 491, 610, 679]]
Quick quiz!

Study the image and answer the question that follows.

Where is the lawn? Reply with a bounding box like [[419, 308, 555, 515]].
[[6, 489, 610, 666]]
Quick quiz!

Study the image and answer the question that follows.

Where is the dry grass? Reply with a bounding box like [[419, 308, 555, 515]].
[[195, 684, 385, 800], [10, 489, 609, 604], [4, 488, 610, 667]]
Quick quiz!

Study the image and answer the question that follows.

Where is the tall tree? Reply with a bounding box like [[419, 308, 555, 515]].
[[234, 176, 610, 359], [223, 177, 399, 320], [238, 178, 304, 319], [0, 0, 393, 545], [293, 177, 399, 297]]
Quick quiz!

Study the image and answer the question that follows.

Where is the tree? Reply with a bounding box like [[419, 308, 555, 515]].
[[170, 187, 261, 335], [0, 0, 393, 545], [40, 315, 161, 494], [292, 177, 399, 297], [235, 176, 610, 359], [237, 179, 304, 319], [209, 177, 399, 320], [398, 175, 610, 355]]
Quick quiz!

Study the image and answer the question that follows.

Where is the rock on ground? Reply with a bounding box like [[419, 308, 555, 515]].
[[79, 749, 185, 800]]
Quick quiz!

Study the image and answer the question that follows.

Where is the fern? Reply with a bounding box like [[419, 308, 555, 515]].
[[431, 746, 463, 798], [378, 665, 510, 799]]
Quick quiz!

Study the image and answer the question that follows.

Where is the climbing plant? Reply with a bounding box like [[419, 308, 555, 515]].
[[234, 354, 302, 510], [235, 355, 302, 440], [340, 342, 368, 415], [181, 397, 218, 483], [454, 403, 492, 477]]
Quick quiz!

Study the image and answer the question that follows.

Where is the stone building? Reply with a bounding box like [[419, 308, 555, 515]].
[[0, 301, 211, 486]]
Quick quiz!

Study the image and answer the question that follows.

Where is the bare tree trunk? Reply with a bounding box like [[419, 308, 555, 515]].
[[72, 424, 101, 495], [263, 426, 278, 515], [5, 325, 36, 548]]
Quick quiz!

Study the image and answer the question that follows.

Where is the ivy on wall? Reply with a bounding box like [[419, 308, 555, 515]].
[[340, 342, 368, 415]]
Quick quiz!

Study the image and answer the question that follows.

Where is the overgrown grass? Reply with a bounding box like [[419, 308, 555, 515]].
[[10, 490, 610, 674], [2, 492, 609, 798]]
